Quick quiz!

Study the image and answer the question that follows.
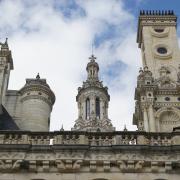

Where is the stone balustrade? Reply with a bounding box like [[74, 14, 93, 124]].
[[0, 131, 179, 146], [0, 130, 180, 175]]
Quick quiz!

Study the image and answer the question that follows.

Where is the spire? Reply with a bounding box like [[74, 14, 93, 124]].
[[60, 124, 64, 131], [91, 42, 94, 56], [123, 125, 128, 131]]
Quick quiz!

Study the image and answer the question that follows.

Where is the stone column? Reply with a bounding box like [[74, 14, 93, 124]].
[[148, 104, 156, 132], [105, 102, 108, 118], [143, 108, 149, 132], [157, 117, 161, 132], [90, 96, 95, 118], [82, 100, 86, 120], [78, 102, 81, 118]]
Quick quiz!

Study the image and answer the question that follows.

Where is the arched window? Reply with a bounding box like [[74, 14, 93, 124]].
[[96, 97, 100, 118], [86, 98, 90, 119]]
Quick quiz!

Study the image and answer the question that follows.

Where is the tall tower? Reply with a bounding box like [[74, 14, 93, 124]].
[[0, 38, 13, 113], [72, 55, 115, 132], [133, 10, 180, 132]]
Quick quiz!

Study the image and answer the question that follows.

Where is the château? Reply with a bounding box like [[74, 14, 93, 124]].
[[0, 10, 180, 180]]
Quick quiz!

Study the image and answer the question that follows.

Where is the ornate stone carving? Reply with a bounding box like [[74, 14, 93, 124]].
[[29, 160, 37, 172], [90, 160, 96, 172], [56, 160, 65, 171], [73, 160, 83, 170], [73, 55, 114, 132]]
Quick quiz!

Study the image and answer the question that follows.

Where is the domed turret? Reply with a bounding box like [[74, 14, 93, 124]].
[[86, 55, 99, 81], [19, 74, 55, 131], [72, 55, 115, 132]]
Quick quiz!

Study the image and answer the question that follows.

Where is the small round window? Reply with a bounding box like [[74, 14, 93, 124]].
[[157, 47, 167, 54], [154, 28, 164, 33], [165, 97, 170, 101]]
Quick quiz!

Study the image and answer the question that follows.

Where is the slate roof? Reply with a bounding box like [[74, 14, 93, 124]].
[[0, 105, 19, 130]]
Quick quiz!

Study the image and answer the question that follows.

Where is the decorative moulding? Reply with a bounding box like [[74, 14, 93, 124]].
[[153, 43, 172, 60], [150, 27, 169, 38]]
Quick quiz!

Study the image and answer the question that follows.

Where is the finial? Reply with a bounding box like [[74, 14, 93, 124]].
[[5, 38, 8, 45], [139, 67, 143, 73], [60, 125, 64, 131], [144, 66, 148, 71], [36, 73, 40, 79], [0, 38, 9, 49], [89, 54, 97, 62], [123, 125, 127, 131]]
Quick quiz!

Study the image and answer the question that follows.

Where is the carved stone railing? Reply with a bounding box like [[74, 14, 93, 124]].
[[0, 130, 180, 173], [0, 131, 180, 146]]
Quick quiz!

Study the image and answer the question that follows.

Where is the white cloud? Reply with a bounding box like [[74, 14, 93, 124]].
[[0, 0, 142, 131]]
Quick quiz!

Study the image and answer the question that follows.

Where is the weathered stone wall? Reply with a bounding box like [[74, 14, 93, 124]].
[[21, 97, 51, 131]]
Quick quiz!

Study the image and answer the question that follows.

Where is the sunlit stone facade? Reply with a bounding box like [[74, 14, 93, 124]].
[[0, 11, 180, 180], [134, 10, 180, 132]]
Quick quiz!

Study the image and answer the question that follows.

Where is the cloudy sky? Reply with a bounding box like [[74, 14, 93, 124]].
[[0, 0, 180, 131]]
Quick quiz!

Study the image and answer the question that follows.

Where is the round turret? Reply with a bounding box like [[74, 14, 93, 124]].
[[19, 74, 55, 131]]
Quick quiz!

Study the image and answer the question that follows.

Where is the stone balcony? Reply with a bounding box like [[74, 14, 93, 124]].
[[0, 130, 179, 146], [0, 130, 180, 175]]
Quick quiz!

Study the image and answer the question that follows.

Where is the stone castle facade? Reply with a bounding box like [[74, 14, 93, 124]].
[[0, 11, 180, 180]]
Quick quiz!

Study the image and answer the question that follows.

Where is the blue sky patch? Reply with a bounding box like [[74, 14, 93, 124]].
[[101, 60, 127, 87], [54, 0, 86, 19]]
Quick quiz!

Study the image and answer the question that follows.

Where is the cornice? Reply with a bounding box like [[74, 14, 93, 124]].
[[20, 85, 55, 105], [20, 95, 53, 107], [76, 85, 110, 101]]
